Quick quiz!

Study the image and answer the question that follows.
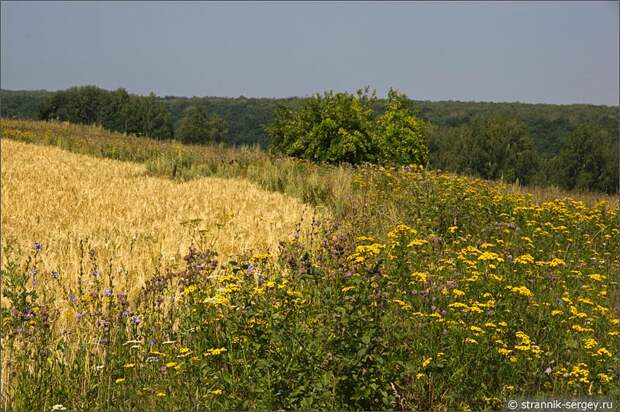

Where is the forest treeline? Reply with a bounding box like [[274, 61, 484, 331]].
[[0, 86, 618, 193]]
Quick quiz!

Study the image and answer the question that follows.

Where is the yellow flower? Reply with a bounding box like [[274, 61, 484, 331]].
[[341, 286, 356, 292], [204, 347, 227, 356], [551, 310, 563, 316], [508, 286, 533, 298], [416, 373, 426, 380], [422, 357, 432, 368], [155, 391, 166, 397], [408, 239, 429, 247], [583, 338, 597, 349], [388, 224, 417, 239], [572, 324, 594, 333], [513, 254, 535, 265], [547, 258, 566, 267], [598, 373, 612, 384], [390, 299, 412, 310], [465, 338, 478, 344], [115, 378, 125, 384], [478, 252, 504, 262], [179, 285, 197, 296], [595, 348, 612, 357], [179, 347, 191, 354], [515, 331, 532, 345], [412, 272, 428, 282], [569, 363, 590, 384], [165, 362, 177, 368], [123, 363, 135, 368], [451, 289, 465, 298], [469, 325, 484, 335], [209, 389, 223, 395], [497, 348, 513, 356], [589, 274, 605, 282]]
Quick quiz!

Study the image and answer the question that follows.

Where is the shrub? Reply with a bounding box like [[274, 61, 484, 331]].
[[267, 88, 428, 166]]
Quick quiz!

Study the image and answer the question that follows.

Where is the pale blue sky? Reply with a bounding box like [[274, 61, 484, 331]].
[[1, 1, 618, 105]]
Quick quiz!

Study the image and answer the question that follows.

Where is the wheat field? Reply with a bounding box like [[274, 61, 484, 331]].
[[1, 139, 316, 299]]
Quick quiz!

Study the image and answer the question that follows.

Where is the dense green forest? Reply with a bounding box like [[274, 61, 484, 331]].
[[1, 86, 618, 193]]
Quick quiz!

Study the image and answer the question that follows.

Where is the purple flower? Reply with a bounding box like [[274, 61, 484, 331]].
[[122, 309, 129, 317], [33, 242, 42, 254], [51, 271, 59, 279], [116, 293, 127, 301], [76, 312, 84, 321], [15, 327, 23, 334], [246, 264, 255, 276], [91, 270, 99, 278], [131, 315, 141, 325], [104, 288, 113, 297], [69, 295, 77, 304], [544, 367, 553, 375]]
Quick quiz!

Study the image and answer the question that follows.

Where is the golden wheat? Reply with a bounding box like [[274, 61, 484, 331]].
[[1, 139, 317, 299]]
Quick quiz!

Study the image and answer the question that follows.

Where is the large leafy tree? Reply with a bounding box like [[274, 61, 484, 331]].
[[463, 116, 538, 184], [553, 125, 618, 193], [176, 105, 227, 144], [268, 88, 377, 163], [374, 89, 428, 166], [267, 88, 428, 166]]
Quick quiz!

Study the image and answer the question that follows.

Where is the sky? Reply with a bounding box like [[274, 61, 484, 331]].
[[1, 1, 618, 105]]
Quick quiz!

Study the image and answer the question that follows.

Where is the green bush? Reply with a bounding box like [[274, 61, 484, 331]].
[[267, 88, 429, 166]]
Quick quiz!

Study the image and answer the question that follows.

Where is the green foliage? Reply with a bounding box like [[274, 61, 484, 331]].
[[176, 105, 227, 144], [267, 88, 378, 164], [37, 86, 173, 139], [0, 89, 53, 119], [429, 116, 538, 185], [552, 125, 619, 194], [374, 89, 429, 166], [267, 88, 428, 166]]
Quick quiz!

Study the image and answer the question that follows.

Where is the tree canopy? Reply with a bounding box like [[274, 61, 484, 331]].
[[267, 88, 429, 166], [176, 105, 227, 144]]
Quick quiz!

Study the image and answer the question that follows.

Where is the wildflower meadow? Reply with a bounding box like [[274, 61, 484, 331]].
[[1, 120, 618, 411]]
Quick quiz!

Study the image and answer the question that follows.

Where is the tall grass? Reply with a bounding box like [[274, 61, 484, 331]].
[[1, 119, 619, 410]]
